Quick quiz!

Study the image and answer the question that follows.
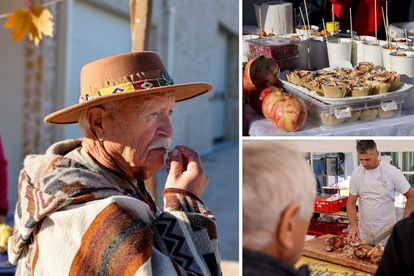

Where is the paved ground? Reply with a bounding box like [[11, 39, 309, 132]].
[[156, 141, 240, 265]]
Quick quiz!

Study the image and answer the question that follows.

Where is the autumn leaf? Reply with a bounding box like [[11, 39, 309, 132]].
[[3, 5, 54, 46], [31, 5, 54, 44], [3, 8, 37, 43]]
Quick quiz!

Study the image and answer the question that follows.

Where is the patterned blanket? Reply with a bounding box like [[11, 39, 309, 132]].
[[8, 139, 221, 275]]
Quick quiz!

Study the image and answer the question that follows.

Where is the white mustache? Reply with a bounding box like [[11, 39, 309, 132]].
[[148, 137, 172, 150]]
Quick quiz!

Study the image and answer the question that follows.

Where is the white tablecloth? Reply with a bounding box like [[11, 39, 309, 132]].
[[246, 104, 414, 136]]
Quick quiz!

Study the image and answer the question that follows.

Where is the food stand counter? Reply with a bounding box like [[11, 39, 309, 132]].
[[246, 103, 414, 136]]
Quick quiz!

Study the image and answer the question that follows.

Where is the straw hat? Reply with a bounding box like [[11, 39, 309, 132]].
[[44, 51, 213, 124]]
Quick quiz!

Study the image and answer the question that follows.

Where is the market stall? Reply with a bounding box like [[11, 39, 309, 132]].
[[288, 139, 414, 275], [243, 2, 414, 136]]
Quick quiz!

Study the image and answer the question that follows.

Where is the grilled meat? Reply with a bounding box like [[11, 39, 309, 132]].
[[326, 235, 346, 251]]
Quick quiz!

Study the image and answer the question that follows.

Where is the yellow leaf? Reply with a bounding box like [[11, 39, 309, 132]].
[[3, 5, 54, 46], [3, 8, 38, 43], [31, 5, 54, 38]]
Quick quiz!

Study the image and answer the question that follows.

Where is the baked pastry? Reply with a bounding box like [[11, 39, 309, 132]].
[[346, 110, 362, 122], [286, 70, 296, 83], [350, 83, 372, 97], [320, 112, 347, 125], [360, 107, 380, 120], [379, 104, 399, 118], [381, 71, 400, 91], [291, 70, 312, 86], [289, 35, 301, 41], [304, 77, 325, 96], [322, 82, 349, 98], [356, 61, 375, 73], [371, 77, 391, 95]]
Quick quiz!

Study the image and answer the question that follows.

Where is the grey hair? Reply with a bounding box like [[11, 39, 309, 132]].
[[356, 140, 377, 155], [243, 141, 315, 251], [78, 101, 120, 136]]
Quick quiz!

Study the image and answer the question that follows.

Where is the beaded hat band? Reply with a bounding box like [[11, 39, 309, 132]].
[[45, 52, 213, 125]]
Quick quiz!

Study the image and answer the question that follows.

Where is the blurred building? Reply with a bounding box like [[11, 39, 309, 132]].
[[0, 0, 239, 221]]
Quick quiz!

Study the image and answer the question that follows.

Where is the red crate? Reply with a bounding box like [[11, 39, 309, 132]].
[[314, 196, 348, 213], [307, 221, 340, 237]]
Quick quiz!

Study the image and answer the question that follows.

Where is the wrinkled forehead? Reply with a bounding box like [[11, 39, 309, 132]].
[[118, 91, 175, 110]]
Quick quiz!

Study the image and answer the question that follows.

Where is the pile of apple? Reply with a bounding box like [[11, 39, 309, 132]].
[[243, 56, 308, 132]]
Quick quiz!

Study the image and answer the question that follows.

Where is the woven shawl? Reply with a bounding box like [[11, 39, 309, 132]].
[[8, 139, 221, 276]]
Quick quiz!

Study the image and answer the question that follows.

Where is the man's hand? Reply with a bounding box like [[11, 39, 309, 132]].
[[346, 194, 359, 243], [165, 146, 209, 198], [347, 225, 361, 243]]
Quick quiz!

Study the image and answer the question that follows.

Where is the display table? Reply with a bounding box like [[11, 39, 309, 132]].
[[314, 210, 359, 218], [246, 104, 414, 136], [294, 256, 370, 275]]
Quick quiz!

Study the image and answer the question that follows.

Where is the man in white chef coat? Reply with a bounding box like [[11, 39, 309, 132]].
[[347, 140, 414, 244]]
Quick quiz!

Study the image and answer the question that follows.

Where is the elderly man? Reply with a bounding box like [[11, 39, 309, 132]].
[[243, 141, 314, 276], [8, 52, 221, 276], [347, 140, 414, 244]]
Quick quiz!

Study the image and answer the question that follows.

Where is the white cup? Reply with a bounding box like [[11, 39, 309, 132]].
[[381, 45, 399, 71], [363, 41, 386, 70], [343, 38, 358, 66], [310, 36, 331, 69], [326, 38, 352, 67], [295, 25, 319, 40], [278, 33, 308, 69], [390, 53, 414, 109], [352, 36, 376, 65]]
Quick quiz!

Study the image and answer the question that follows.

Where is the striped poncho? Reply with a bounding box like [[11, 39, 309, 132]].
[[8, 139, 221, 275]]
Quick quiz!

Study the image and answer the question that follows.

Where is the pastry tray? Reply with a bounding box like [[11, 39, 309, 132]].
[[278, 70, 412, 105], [277, 71, 409, 128]]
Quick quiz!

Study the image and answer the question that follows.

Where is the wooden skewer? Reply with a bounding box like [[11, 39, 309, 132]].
[[299, 7, 310, 39], [375, 0, 377, 44], [322, 18, 328, 44], [304, 0, 311, 38], [381, 7, 390, 51], [332, 4, 335, 33], [349, 7, 353, 38], [284, 3, 287, 38], [405, 29, 408, 46], [385, 1, 392, 48], [299, 6, 311, 68], [259, 8, 263, 37], [277, 4, 281, 36], [294, 8, 297, 29]]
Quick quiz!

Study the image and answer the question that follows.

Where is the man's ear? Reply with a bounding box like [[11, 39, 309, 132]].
[[276, 204, 300, 251], [87, 107, 107, 139]]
